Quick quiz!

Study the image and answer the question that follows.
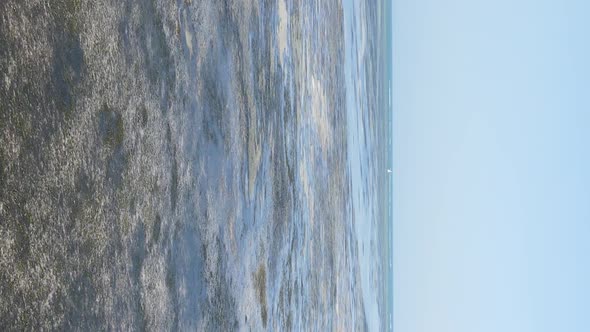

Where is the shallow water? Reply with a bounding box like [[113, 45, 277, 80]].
[[0, 0, 384, 330]]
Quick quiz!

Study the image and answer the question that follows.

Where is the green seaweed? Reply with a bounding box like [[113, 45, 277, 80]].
[[254, 264, 268, 327]]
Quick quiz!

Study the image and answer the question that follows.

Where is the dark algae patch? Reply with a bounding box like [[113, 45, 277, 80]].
[[254, 263, 268, 328], [99, 103, 127, 187], [99, 103, 125, 149]]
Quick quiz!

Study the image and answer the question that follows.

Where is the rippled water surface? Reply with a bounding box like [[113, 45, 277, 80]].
[[0, 0, 385, 330]]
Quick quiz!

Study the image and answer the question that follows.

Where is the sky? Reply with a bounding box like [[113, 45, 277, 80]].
[[392, 0, 590, 331]]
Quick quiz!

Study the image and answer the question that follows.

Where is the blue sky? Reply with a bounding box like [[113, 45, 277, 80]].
[[392, 0, 590, 331]]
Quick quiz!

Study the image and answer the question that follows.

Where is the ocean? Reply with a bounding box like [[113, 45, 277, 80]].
[[0, 0, 390, 330]]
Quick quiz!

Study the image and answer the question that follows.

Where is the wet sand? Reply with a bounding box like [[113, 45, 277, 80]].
[[0, 0, 373, 330]]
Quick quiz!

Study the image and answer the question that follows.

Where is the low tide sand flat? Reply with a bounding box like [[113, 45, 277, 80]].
[[0, 0, 385, 330]]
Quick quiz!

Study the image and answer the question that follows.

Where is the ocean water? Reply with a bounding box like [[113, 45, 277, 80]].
[[0, 0, 388, 330], [343, 0, 391, 330]]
